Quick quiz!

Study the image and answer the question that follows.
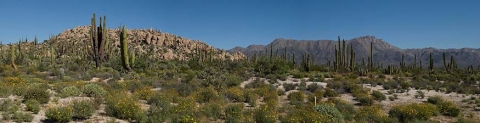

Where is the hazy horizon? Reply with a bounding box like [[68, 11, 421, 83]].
[[0, 0, 479, 50]]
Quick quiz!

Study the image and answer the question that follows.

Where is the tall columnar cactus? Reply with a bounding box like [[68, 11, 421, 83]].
[[370, 42, 374, 70], [34, 35, 38, 45], [400, 55, 405, 69], [334, 45, 338, 70], [50, 45, 55, 66], [429, 53, 434, 73], [120, 25, 132, 72], [342, 39, 346, 67], [442, 52, 448, 72], [414, 54, 417, 69], [450, 55, 456, 70], [337, 36, 341, 67], [89, 13, 110, 69], [10, 44, 17, 70]]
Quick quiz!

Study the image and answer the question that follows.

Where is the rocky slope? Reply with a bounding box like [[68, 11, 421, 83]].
[[51, 26, 245, 61], [228, 36, 480, 68]]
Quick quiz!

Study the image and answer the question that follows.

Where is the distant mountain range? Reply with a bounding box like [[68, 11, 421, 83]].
[[228, 36, 480, 68]]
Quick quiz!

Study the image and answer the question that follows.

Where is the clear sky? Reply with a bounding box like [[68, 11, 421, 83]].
[[0, 0, 479, 50]]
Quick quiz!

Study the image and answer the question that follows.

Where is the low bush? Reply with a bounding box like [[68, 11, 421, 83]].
[[133, 87, 155, 101], [307, 83, 321, 92], [372, 90, 386, 102], [254, 105, 277, 123], [82, 84, 107, 98], [224, 87, 245, 102], [328, 98, 356, 121], [324, 88, 339, 97], [357, 96, 374, 106], [59, 86, 81, 98], [244, 89, 259, 107], [225, 104, 243, 123], [389, 103, 439, 122], [25, 100, 40, 114], [414, 90, 425, 99], [24, 86, 50, 104], [288, 91, 305, 106], [283, 83, 297, 92], [45, 106, 73, 123], [12, 111, 33, 122], [72, 100, 96, 119], [147, 96, 172, 123], [388, 96, 396, 101], [427, 96, 461, 116], [314, 103, 345, 123], [105, 93, 146, 122], [200, 103, 222, 120], [196, 87, 219, 103], [281, 107, 324, 123], [355, 106, 391, 123]]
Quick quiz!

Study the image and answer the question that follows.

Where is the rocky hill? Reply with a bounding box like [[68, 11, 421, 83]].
[[50, 26, 245, 61], [228, 36, 480, 68]]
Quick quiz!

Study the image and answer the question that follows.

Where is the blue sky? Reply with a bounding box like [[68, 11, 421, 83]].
[[0, 0, 479, 49]]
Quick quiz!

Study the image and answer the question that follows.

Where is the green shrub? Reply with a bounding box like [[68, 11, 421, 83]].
[[245, 79, 267, 89], [72, 100, 96, 119], [314, 103, 345, 123], [254, 105, 276, 123], [427, 96, 461, 116], [225, 104, 243, 123], [105, 93, 145, 122], [288, 91, 305, 106], [244, 89, 259, 107], [324, 88, 339, 97], [12, 111, 33, 122], [307, 83, 321, 93], [355, 106, 390, 123], [372, 90, 386, 102], [414, 90, 425, 99], [388, 96, 396, 101], [389, 103, 439, 122], [200, 103, 222, 120], [298, 81, 307, 91], [45, 106, 73, 122], [283, 83, 297, 91], [60, 86, 81, 98], [427, 96, 443, 104], [82, 84, 107, 98], [224, 87, 245, 102], [147, 96, 172, 123], [24, 87, 50, 104], [25, 100, 40, 114], [196, 87, 219, 103], [281, 107, 324, 123], [358, 96, 374, 106], [225, 75, 243, 87], [328, 98, 356, 121]]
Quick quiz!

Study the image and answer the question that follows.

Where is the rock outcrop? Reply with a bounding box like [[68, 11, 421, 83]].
[[53, 26, 246, 61]]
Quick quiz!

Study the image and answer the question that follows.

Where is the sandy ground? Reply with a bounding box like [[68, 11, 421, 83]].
[[240, 76, 480, 122]]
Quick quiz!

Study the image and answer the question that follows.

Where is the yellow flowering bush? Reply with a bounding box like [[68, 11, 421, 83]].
[[45, 106, 73, 122], [389, 103, 439, 122], [254, 105, 277, 123], [72, 100, 96, 119], [25, 100, 40, 114], [355, 105, 391, 123], [1, 77, 26, 87], [224, 87, 245, 102], [134, 87, 155, 100], [196, 86, 219, 103], [105, 93, 146, 122], [225, 104, 244, 123], [281, 107, 324, 123]]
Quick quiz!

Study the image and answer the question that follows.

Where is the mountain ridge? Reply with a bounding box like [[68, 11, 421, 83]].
[[228, 36, 480, 68]]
